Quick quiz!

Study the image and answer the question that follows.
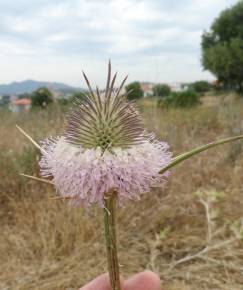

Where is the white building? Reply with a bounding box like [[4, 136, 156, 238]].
[[140, 82, 154, 97], [168, 83, 188, 92]]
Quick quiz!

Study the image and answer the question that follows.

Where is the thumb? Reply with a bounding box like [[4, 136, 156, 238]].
[[124, 271, 161, 290]]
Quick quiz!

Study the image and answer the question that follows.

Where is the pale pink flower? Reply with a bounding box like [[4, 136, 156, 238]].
[[40, 135, 171, 206], [39, 64, 172, 206]]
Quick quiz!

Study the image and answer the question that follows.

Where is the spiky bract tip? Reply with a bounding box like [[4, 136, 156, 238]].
[[65, 62, 144, 150]]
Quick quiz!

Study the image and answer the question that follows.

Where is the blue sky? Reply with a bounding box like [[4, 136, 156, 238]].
[[0, 0, 239, 87]]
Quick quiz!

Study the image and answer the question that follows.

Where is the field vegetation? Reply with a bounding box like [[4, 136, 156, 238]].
[[0, 94, 243, 290]]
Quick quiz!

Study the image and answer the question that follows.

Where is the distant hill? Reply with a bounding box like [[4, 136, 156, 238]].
[[0, 80, 82, 95]]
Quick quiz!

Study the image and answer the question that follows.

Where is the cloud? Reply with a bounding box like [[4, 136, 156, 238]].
[[0, 0, 239, 86]]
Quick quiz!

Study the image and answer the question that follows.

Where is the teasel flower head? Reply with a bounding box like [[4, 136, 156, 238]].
[[39, 62, 172, 207], [65, 62, 144, 150]]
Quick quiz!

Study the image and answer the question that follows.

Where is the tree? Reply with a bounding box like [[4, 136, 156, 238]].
[[201, 1, 243, 92], [31, 87, 53, 108], [125, 82, 143, 100], [153, 84, 171, 97], [189, 81, 212, 93]]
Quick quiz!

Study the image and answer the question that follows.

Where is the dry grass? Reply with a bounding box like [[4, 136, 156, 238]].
[[0, 98, 243, 290]]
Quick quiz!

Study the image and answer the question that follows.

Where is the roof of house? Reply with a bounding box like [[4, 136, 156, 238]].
[[13, 98, 31, 105]]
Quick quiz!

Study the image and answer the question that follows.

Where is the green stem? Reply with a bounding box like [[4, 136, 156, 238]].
[[160, 134, 243, 174], [104, 192, 121, 290]]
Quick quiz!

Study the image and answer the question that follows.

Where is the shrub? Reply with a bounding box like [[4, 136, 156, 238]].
[[160, 89, 200, 108], [125, 82, 143, 100], [189, 81, 212, 94], [153, 84, 171, 98], [31, 87, 53, 108]]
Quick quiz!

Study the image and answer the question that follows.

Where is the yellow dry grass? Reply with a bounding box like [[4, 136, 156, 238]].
[[0, 98, 243, 290]]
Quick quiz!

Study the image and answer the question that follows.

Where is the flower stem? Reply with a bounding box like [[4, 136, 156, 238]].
[[104, 192, 121, 290]]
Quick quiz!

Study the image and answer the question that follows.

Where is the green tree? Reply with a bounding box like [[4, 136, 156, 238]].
[[125, 82, 143, 100], [153, 84, 171, 97], [189, 81, 212, 93], [201, 1, 243, 92], [31, 87, 53, 108]]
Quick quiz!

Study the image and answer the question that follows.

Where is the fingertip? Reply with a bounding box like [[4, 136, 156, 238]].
[[142, 271, 161, 289], [79, 273, 124, 290], [125, 270, 161, 290], [79, 273, 110, 290], [143, 270, 160, 282]]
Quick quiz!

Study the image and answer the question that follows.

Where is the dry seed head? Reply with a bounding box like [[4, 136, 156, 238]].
[[65, 62, 144, 150]]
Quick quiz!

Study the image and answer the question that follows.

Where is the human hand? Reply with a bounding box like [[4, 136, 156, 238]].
[[79, 270, 161, 290]]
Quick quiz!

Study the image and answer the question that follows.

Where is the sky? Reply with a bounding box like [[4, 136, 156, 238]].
[[0, 0, 239, 88]]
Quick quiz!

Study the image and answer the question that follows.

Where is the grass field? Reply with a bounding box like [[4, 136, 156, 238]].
[[1, 96, 243, 290]]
